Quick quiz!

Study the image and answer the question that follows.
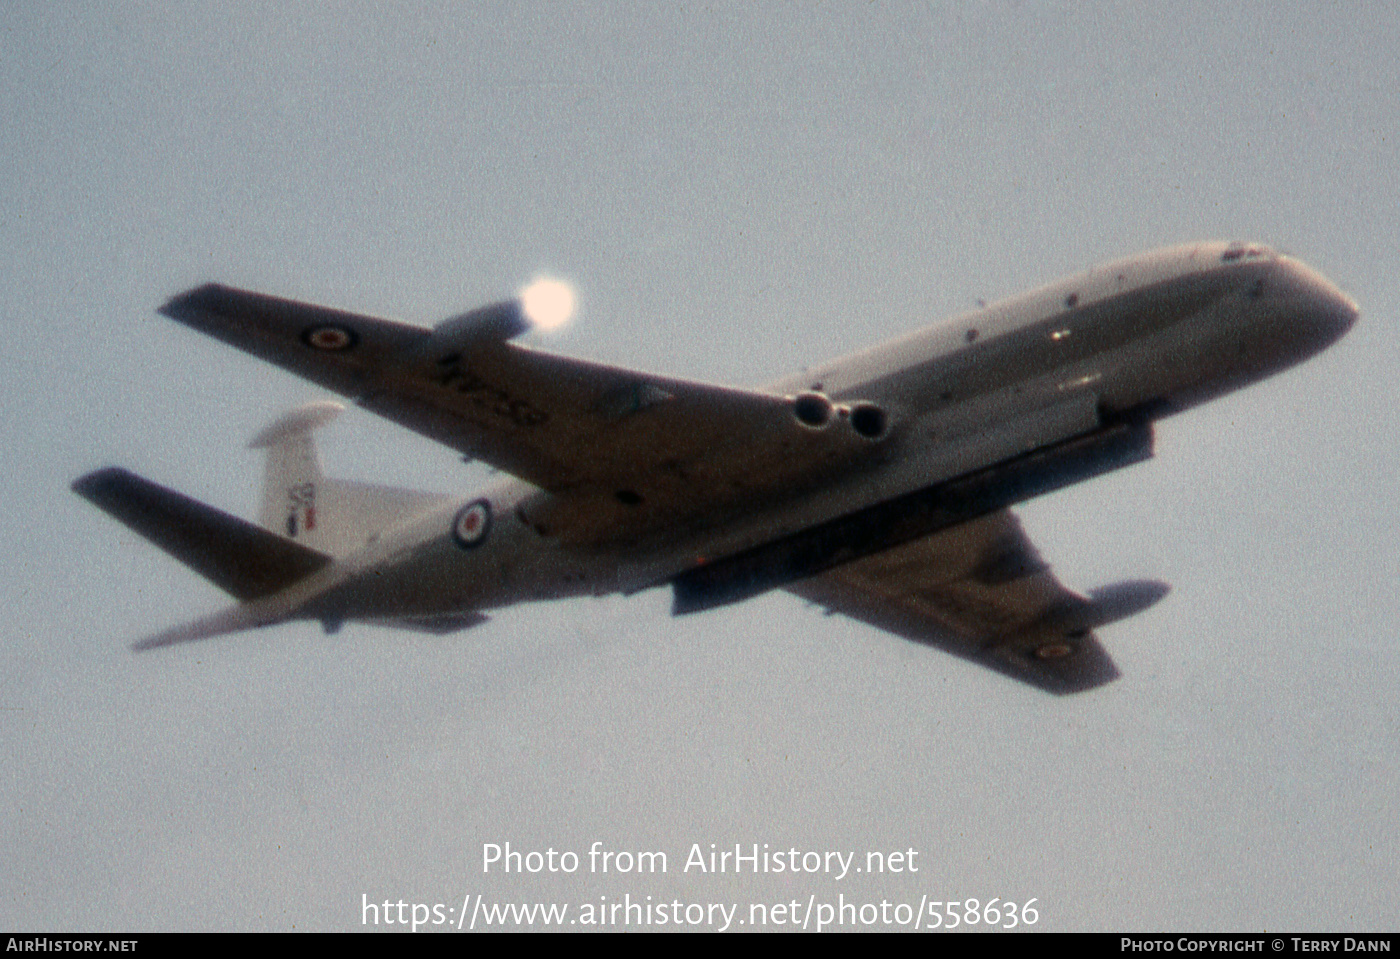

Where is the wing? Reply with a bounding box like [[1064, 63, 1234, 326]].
[[161, 285, 872, 543], [787, 511, 1164, 694]]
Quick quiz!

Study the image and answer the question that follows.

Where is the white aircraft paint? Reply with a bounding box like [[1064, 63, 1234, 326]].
[[72, 240, 1356, 693]]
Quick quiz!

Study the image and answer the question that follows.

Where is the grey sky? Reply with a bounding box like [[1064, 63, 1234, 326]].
[[3, 2, 1397, 931]]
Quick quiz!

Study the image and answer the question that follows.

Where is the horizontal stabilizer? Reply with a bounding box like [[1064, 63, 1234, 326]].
[[131, 601, 274, 651], [72, 467, 332, 601], [128, 597, 492, 652]]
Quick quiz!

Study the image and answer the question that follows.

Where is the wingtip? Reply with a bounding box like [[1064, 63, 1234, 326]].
[[1043, 656, 1121, 696], [130, 630, 204, 653], [1006, 635, 1122, 695], [71, 466, 131, 500], [157, 283, 227, 321]]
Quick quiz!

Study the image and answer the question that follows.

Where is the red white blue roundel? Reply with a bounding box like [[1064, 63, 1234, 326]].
[[452, 499, 492, 548], [301, 324, 357, 351]]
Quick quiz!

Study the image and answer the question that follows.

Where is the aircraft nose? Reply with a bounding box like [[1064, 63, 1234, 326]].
[[1271, 256, 1360, 346]]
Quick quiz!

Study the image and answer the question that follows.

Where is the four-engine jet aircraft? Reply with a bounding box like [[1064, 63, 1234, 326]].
[[73, 241, 1357, 693]]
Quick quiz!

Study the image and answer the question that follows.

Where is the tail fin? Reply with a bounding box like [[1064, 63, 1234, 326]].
[[249, 400, 342, 545], [249, 401, 451, 557], [72, 466, 470, 651], [75, 403, 461, 650]]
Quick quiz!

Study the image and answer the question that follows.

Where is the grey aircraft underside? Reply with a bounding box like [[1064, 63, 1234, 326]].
[[73, 241, 1357, 693]]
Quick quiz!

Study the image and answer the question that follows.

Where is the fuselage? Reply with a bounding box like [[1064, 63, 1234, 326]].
[[297, 241, 1357, 625]]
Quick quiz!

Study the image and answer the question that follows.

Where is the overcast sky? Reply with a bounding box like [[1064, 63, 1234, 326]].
[[3, 2, 1397, 932]]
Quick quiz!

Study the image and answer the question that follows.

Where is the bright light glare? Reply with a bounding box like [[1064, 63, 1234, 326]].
[[519, 277, 577, 331]]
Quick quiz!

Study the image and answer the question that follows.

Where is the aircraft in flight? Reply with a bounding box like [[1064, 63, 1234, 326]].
[[73, 241, 1357, 693]]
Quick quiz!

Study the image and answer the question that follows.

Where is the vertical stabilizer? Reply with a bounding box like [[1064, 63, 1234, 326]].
[[249, 400, 343, 546], [248, 401, 451, 557]]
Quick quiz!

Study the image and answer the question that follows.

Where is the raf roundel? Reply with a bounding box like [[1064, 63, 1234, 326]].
[[1035, 642, 1075, 660], [452, 499, 492, 548], [300, 324, 358, 351]]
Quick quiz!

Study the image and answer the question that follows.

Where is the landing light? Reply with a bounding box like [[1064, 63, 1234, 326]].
[[520, 277, 577, 331]]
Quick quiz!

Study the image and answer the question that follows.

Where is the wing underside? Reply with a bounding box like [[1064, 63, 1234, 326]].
[[149, 284, 1161, 683], [788, 511, 1128, 694], [159, 284, 875, 544]]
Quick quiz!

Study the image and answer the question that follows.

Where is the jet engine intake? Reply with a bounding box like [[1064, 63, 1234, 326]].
[[849, 401, 888, 440], [792, 391, 834, 428]]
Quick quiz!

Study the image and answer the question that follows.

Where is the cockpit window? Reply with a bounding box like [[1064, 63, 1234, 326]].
[[1222, 243, 1272, 263]]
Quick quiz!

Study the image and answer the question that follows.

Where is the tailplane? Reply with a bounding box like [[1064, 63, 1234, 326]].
[[72, 467, 332, 601], [74, 401, 471, 649]]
